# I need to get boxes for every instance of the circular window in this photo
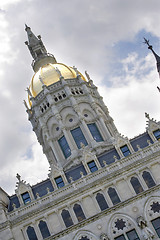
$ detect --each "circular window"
[84,114,88,117]
[69,118,73,122]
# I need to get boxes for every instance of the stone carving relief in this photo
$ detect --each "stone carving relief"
[137,216,154,240]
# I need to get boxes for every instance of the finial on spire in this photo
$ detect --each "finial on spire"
[25,25,57,72]
[143,37,160,75]
[143,38,152,49]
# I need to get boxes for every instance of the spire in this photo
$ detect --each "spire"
[25,25,57,72]
[144,38,160,74]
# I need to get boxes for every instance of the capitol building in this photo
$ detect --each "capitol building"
[0,26,160,240]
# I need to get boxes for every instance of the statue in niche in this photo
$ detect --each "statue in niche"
[137,216,154,240]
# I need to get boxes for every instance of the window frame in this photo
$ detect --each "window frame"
[120,145,131,157]
[153,129,160,140]
[96,192,109,211]
[71,127,88,149]
[108,187,121,205]
[38,220,51,239]
[58,135,71,158]
[142,171,156,188]
[55,176,65,188]
[130,176,144,194]
[87,123,103,142]
[87,160,98,173]
[21,192,31,204]
[151,217,160,237]
[61,209,74,228]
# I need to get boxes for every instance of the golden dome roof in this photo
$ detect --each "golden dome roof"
[30,63,86,98]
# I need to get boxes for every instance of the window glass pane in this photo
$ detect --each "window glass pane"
[26,226,38,240]
[108,187,121,205]
[73,204,86,222]
[71,127,88,149]
[88,161,98,173]
[22,192,31,204]
[96,193,109,211]
[38,220,50,239]
[153,129,160,140]
[120,145,130,157]
[142,171,156,188]
[55,176,64,188]
[58,136,71,158]
[114,234,126,240]
[87,123,103,142]
[61,209,73,228]
[152,217,160,237]
[130,177,144,194]
[126,229,140,240]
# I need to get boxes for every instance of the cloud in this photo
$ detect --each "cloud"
[0,0,160,195]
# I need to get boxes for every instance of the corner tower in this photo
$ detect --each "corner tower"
[24,26,119,173]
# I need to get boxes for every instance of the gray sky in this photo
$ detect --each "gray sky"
[1,0,160,195]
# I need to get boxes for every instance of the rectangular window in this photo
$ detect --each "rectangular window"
[126,229,140,240]
[153,129,160,140]
[151,217,160,237]
[71,127,88,149]
[120,145,131,157]
[115,235,126,240]
[21,192,31,204]
[58,136,71,158]
[55,176,65,188]
[87,123,103,142]
[88,160,98,173]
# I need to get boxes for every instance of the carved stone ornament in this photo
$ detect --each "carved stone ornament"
[100,233,110,240]
[137,216,154,240]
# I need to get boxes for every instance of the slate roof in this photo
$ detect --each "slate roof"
[8,131,153,212]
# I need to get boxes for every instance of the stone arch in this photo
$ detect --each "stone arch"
[143,196,160,222]
[82,108,95,122]
[73,230,99,240]
[107,213,141,239]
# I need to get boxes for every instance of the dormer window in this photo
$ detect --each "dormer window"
[120,145,130,157]
[153,129,160,140]
[21,192,31,204]
[87,161,98,173]
[55,176,64,188]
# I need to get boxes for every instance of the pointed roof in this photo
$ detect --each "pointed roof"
[25,25,57,72]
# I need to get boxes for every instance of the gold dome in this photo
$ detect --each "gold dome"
[30,63,86,98]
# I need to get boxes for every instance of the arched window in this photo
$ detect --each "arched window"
[130,177,144,194]
[61,209,73,228]
[108,187,121,205]
[87,123,103,142]
[96,193,109,211]
[142,171,156,188]
[73,204,86,222]
[26,226,38,240]
[58,135,71,158]
[71,127,88,149]
[38,220,50,239]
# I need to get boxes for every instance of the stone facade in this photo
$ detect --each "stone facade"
[0,27,160,240]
